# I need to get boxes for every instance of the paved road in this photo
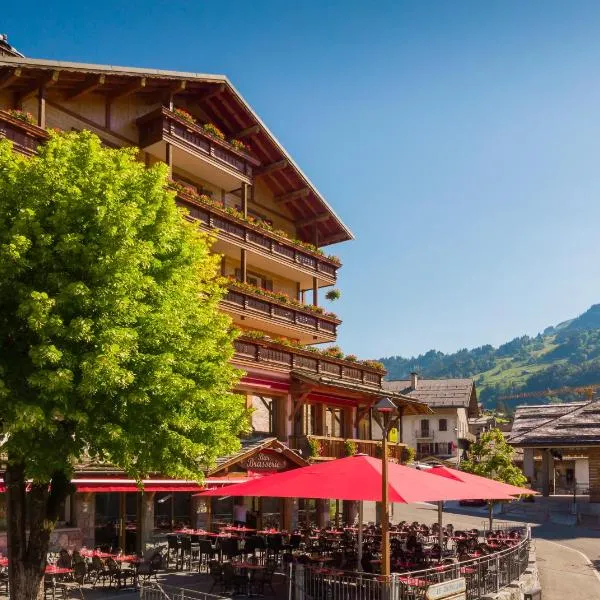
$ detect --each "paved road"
[388,502,600,600]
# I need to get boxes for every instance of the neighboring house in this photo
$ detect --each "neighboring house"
[508,401,600,497]
[468,414,499,440]
[383,373,478,464]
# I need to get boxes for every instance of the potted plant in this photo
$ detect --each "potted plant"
[5,109,36,125]
[307,437,321,458]
[202,122,225,140]
[325,289,341,301]
[173,107,196,125]
[344,440,357,457]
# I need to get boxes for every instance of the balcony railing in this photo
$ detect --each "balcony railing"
[176,190,340,282]
[137,107,260,180]
[223,285,339,340]
[0,111,49,156]
[289,435,406,463]
[234,336,384,386]
[415,429,435,440]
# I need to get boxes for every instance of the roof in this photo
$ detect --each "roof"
[0,56,352,246]
[383,378,478,415]
[508,401,600,446]
[292,371,431,415]
[209,436,307,475]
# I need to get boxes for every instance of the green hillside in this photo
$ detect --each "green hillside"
[380,304,600,412]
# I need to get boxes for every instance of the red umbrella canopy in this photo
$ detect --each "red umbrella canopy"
[197,455,514,502]
[425,466,536,496]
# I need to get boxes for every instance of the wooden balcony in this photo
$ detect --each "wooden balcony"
[289,435,406,463]
[176,189,339,286]
[0,111,48,156]
[234,335,384,386]
[223,285,339,344]
[137,107,260,185]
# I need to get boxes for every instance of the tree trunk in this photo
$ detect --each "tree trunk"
[488,501,494,532]
[4,465,71,600]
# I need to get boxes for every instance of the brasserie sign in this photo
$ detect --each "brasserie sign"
[241,450,289,472]
[425,578,466,600]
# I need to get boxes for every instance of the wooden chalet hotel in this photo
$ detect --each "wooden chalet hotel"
[0,36,429,553]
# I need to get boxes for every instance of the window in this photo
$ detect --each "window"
[420,419,430,437]
[439,418,447,432]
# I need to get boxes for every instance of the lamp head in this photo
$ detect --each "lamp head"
[375,397,396,414]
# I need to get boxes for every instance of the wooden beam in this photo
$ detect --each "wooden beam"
[67,74,106,100]
[255,159,289,177]
[319,232,349,246]
[0,68,21,90]
[19,70,60,102]
[274,188,310,203]
[288,390,311,421]
[297,212,330,227]
[110,77,146,101]
[235,124,260,139]
[198,83,225,102]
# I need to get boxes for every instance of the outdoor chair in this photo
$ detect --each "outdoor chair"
[56,560,87,600]
[106,557,135,589]
[199,539,217,569]
[208,560,225,593]
[253,560,277,595]
[91,555,111,588]
[220,538,241,561]
[57,549,72,570]
[137,550,164,584]
[167,534,182,570]
[222,562,246,596]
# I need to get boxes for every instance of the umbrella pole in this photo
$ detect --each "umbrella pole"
[437,501,443,560]
[357,500,363,571]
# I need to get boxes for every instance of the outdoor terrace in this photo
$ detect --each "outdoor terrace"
[0,110,48,155]
[289,434,406,462]
[233,335,384,387]
[177,189,340,287]
[137,107,261,188]
[223,284,339,344]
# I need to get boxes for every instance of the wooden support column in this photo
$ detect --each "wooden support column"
[220,256,226,276]
[165,142,173,178]
[240,249,247,283]
[541,449,552,497]
[314,404,326,435]
[37,86,46,128]
[312,277,318,307]
[119,493,127,551]
[589,448,600,503]
[241,182,249,218]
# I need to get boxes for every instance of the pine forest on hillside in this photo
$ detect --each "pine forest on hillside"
[380,304,600,413]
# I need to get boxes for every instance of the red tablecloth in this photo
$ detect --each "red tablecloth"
[45,566,73,575]
[80,550,113,558]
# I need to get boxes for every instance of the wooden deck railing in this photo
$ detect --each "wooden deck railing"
[0,111,49,156]
[176,190,340,282]
[223,285,339,339]
[137,107,260,179]
[289,435,406,463]
[233,336,384,386]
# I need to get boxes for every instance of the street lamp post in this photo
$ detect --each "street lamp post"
[375,397,397,579]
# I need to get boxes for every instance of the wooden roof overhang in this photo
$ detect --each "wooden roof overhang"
[0,57,352,247]
[291,371,432,415]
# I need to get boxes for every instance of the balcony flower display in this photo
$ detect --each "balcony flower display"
[230,139,247,152]
[173,107,196,125]
[4,109,36,125]
[226,278,339,320]
[202,122,225,140]
[239,330,387,372]
[170,181,342,265]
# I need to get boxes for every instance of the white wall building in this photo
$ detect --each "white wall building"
[382,373,478,464]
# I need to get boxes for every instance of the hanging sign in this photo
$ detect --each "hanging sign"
[425,578,466,600]
[240,449,289,472]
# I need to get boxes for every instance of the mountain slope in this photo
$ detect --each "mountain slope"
[380,305,600,412]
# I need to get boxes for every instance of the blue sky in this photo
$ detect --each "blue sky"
[4,2,600,359]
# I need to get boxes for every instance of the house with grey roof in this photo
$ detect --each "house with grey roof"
[382,373,478,464]
[508,401,600,497]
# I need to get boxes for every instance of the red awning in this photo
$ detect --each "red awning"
[73,476,259,493]
[196,455,514,502]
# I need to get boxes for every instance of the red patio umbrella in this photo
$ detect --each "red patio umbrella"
[425,466,535,497]
[197,455,514,569]
[197,455,514,502]
[425,466,536,530]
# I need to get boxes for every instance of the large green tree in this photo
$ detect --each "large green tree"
[0,131,247,599]
[461,428,527,529]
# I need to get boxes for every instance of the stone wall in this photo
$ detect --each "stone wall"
[0,528,83,554]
